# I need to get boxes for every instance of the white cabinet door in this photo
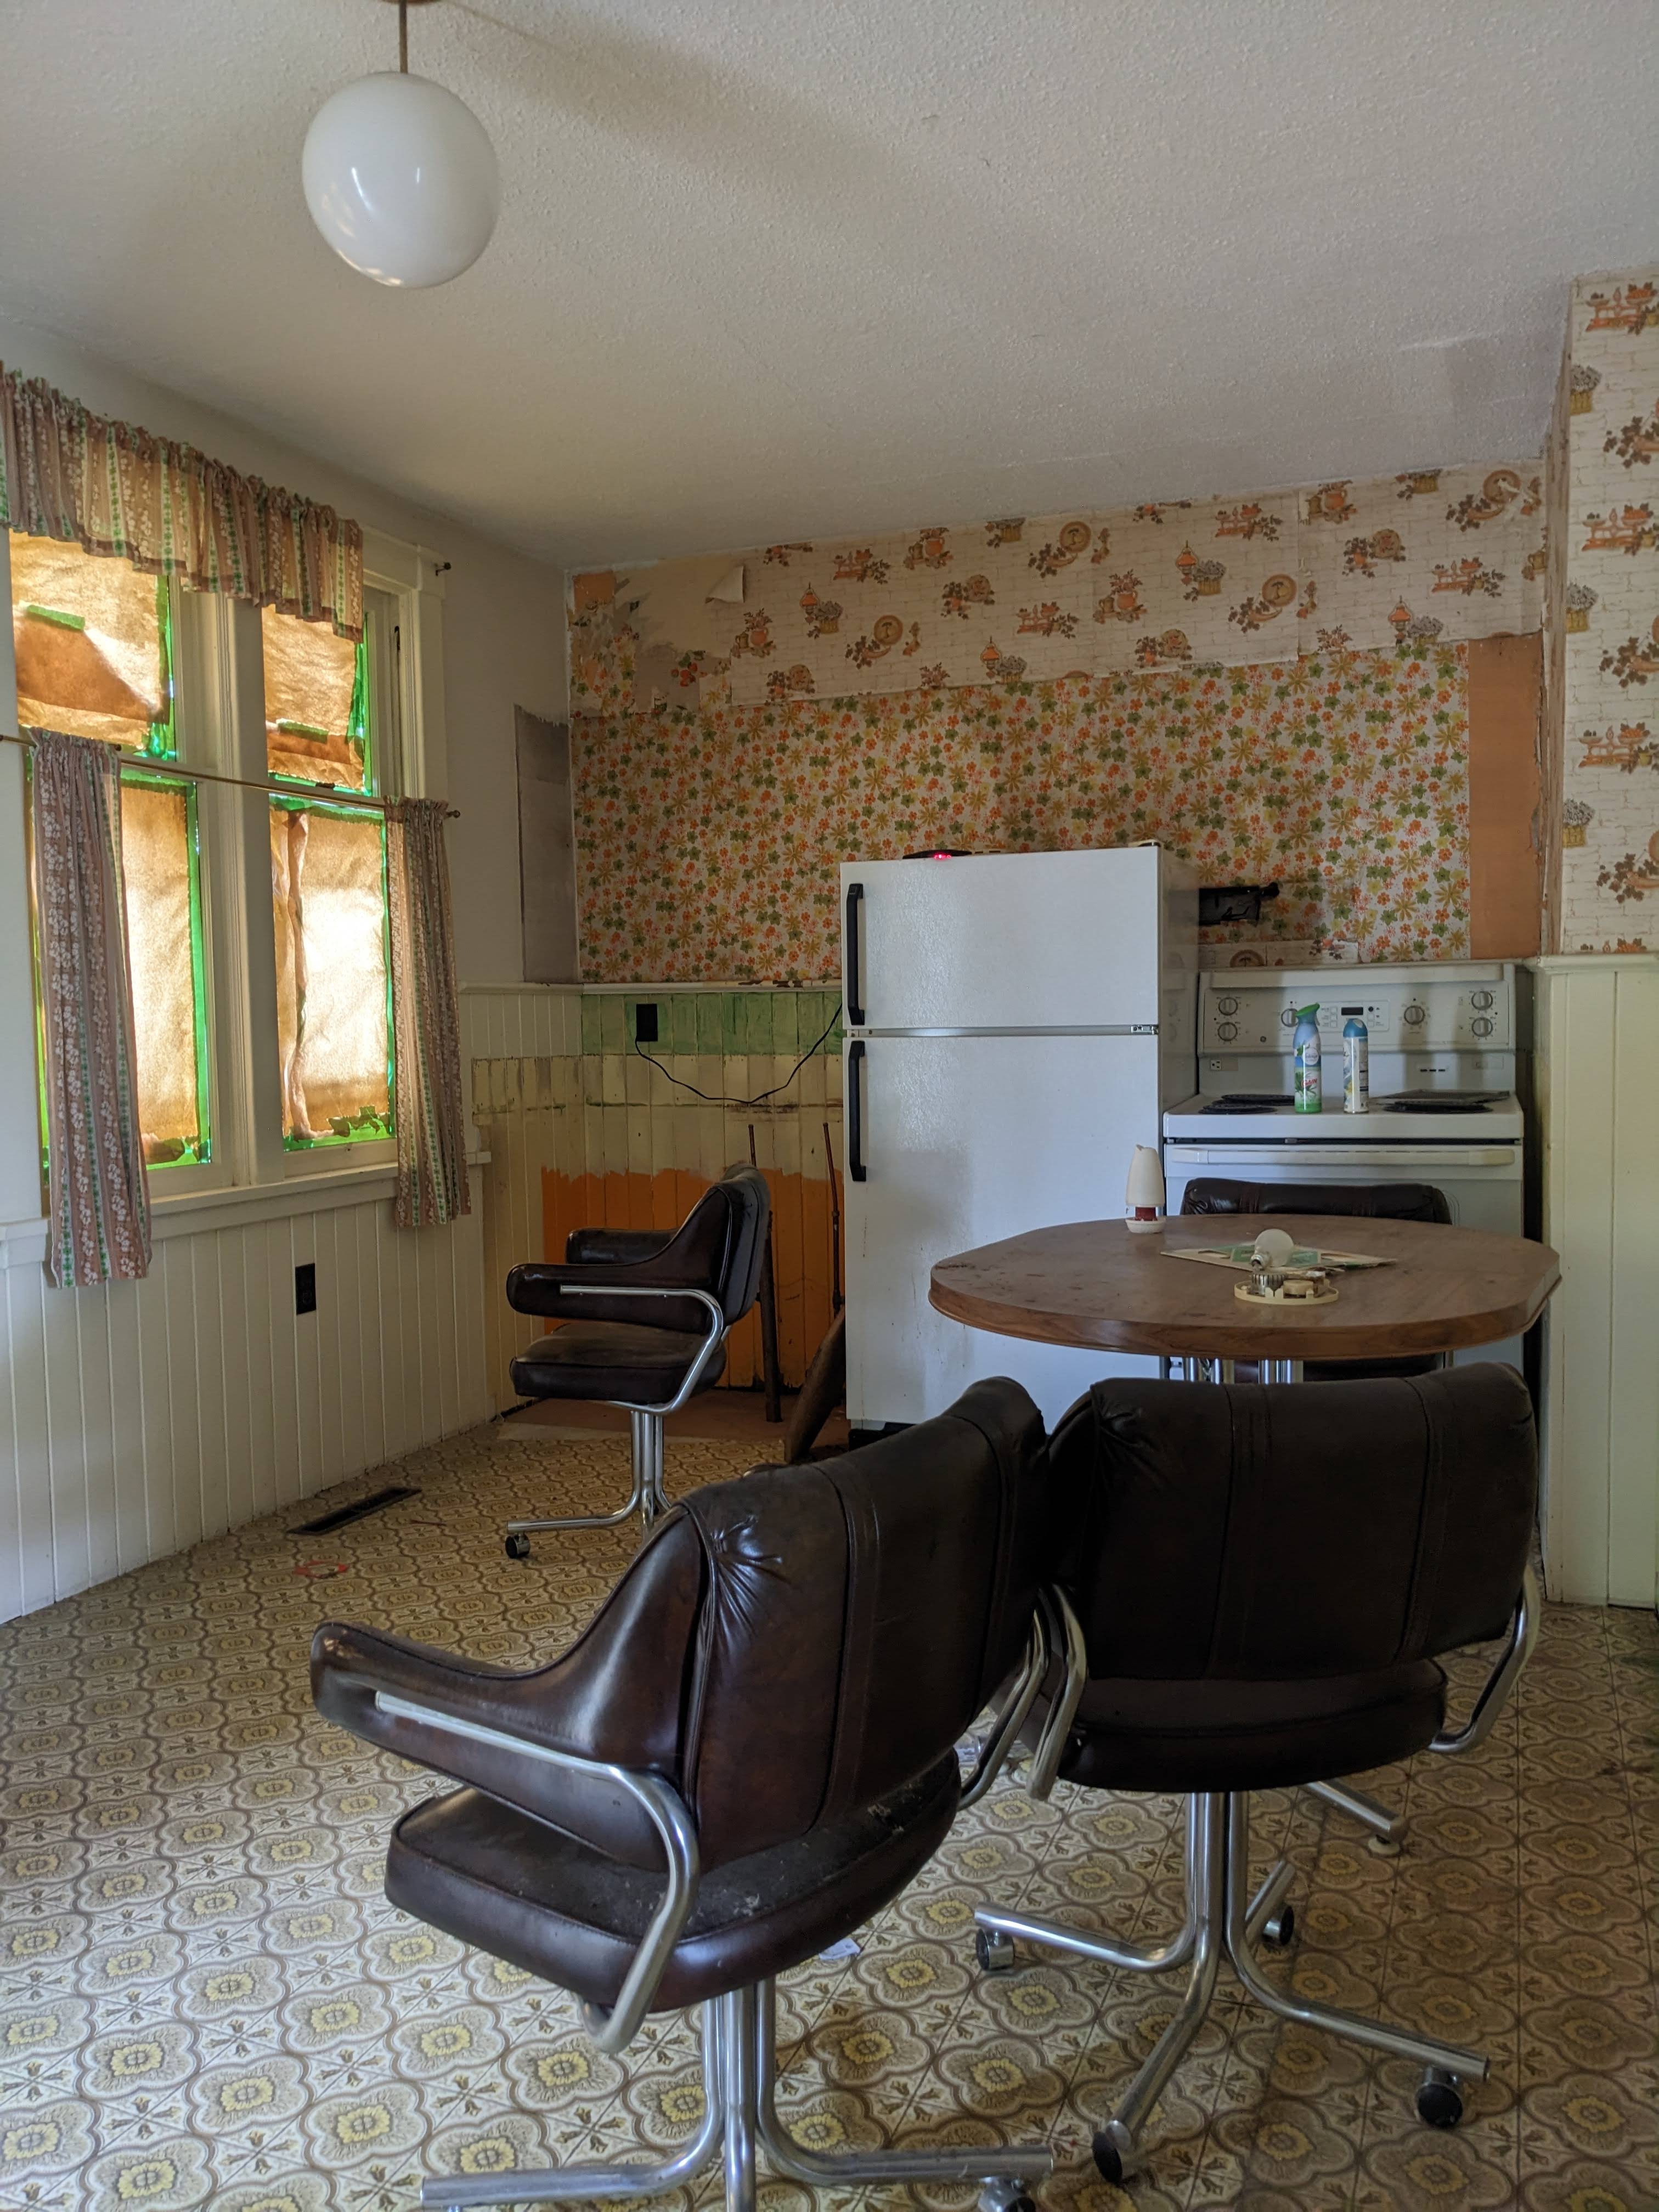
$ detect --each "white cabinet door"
[842,848,1164,1032]
[843,1032,1160,1428]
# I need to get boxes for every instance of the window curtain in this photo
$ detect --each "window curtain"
[387,798,470,1228]
[1,363,363,640]
[27,727,153,1286]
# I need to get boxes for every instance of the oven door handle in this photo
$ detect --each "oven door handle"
[1164,1145,1519,1169]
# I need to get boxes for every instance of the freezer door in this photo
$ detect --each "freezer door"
[843,847,1167,1032]
[844,1032,1161,1429]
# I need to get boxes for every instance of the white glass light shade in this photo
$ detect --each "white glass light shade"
[303,71,498,288]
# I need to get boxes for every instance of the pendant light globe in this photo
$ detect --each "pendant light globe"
[303,66,498,289]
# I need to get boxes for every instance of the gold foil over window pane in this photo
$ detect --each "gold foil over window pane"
[120,780,204,1164]
[11,533,167,749]
[272,806,391,1142]
[263,605,365,789]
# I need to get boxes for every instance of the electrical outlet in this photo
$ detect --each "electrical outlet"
[295,1262,317,1315]
[635,1001,659,1043]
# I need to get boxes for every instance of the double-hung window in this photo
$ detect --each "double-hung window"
[263,597,397,1152]
[10,532,211,1172]
[9,532,417,1205]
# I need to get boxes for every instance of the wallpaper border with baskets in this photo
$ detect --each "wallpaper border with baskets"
[1551,269,1659,953]
[571,460,1541,719]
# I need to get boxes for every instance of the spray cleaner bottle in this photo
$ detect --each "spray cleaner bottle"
[1293,1004,1321,1114]
[1342,1007,1370,1114]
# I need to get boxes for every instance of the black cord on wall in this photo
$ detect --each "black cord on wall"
[631,1001,843,1107]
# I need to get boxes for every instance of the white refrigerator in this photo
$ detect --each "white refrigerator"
[841,846,1198,1430]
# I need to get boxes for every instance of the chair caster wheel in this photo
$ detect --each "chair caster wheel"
[504,1533,531,1561]
[975,1927,1015,1974]
[1092,2130,1126,2184]
[1367,1833,1404,1858]
[976,2192,1037,2212]
[1262,1903,1296,1949]
[1416,2067,1464,2129]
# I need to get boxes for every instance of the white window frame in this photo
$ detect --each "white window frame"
[1,524,449,1239]
[257,583,400,1181]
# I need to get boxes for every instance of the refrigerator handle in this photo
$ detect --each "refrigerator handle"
[844,881,865,1026]
[847,1040,867,1182]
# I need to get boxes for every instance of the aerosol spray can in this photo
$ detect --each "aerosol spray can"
[1342,1009,1370,1114]
[1293,1005,1321,1114]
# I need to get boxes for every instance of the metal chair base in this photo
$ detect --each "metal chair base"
[974,1790,1485,2183]
[419,1976,1052,2212]
[1304,1774,1407,1854]
[506,1409,667,1553]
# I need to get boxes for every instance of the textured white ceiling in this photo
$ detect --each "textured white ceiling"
[0,1,1652,567]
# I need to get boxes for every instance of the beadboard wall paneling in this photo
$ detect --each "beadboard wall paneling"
[1532,954,1659,1607]
[471,1054,566,1415]
[458,983,583,1062]
[458,986,583,1409]
[0,1189,488,1625]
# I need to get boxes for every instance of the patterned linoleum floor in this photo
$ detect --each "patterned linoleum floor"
[2,1423,1656,2212]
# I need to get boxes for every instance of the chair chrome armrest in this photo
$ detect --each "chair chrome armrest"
[551,1283,729,1415]
[372,1690,699,2054]
[1428,1562,1541,1758]
[1023,1587,1087,1802]
[959,1616,1046,1809]
[958,1586,1087,1809]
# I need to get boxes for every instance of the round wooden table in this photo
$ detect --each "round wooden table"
[929,1214,1561,1379]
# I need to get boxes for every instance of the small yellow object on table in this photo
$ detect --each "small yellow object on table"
[1234,1269,1339,1307]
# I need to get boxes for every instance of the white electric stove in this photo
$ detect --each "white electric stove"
[1163,961,1526,1367]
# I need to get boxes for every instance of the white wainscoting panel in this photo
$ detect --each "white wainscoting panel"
[457,987,584,1413]
[1531,955,1659,1609]
[459,984,583,1062]
[0,1187,488,1624]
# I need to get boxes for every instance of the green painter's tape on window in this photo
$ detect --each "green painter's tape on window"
[21,603,86,630]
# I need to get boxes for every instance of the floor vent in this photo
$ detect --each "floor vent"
[289,1486,420,1536]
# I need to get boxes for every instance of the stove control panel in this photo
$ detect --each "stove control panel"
[1202,966,1513,1052]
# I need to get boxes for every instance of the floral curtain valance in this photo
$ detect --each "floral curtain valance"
[1,363,363,640]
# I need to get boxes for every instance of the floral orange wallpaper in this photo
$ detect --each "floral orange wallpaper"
[570,644,1473,980]
[1550,270,1659,951]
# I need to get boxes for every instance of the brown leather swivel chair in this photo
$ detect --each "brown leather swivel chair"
[972,1365,1539,2187]
[1180,1177,1463,1855]
[502,1164,771,1555]
[313,1379,1062,2212]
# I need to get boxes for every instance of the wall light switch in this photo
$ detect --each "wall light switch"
[295,1262,318,1316]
